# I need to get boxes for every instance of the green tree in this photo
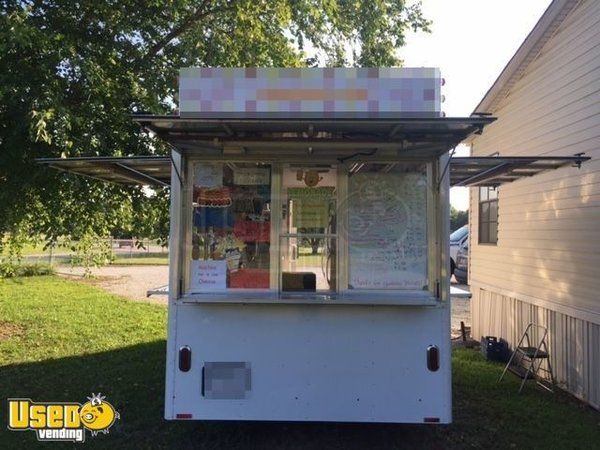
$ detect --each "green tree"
[0,0,430,253]
[450,206,468,232]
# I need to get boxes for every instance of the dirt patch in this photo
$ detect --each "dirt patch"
[0,321,25,341]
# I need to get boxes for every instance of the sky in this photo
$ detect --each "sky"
[401,0,553,210]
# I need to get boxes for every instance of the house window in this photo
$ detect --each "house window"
[479,187,498,244]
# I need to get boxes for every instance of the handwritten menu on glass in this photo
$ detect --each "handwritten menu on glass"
[348,173,427,290]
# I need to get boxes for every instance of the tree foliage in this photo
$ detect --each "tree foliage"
[450,206,468,232]
[0,0,430,252]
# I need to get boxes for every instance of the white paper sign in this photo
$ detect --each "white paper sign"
[194,163,223,187]
[234,168,270,185]
[190,260,227,291]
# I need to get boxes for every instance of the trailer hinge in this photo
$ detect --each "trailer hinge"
[436,281,440,299]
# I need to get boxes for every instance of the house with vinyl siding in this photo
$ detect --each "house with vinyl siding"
[467,0,600,409]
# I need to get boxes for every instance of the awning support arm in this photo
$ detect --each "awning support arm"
[111,162,169,187]
[337,148,378,163]
[453,161,521,187]
[437,146,456,189]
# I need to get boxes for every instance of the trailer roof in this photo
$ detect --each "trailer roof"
[132,115,494,158]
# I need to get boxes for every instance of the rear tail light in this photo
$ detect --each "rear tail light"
[179,345,192,372]
[427,345,439,371]
[424,417,440,423]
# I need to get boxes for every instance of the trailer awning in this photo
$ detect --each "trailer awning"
[449,155,590,187]
[37,115,589,187]
[38,154,589,188]
[39,155,171,186]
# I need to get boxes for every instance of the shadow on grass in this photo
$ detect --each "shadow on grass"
[1,344,598,449]
[0,341,453,450]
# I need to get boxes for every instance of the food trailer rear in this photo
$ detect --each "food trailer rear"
[40,67,586,424]
[45,67,494,424]
[155,67,484,424]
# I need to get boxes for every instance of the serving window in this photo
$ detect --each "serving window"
[185,160,433,301]
[189,162,272,292]
[280,165,337,293]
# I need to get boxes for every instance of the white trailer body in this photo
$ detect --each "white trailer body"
[155,68,494,424]
[165,150,453,423]
[168,304,450,422]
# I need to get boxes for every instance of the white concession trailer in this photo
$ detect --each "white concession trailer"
[153,67,488,424]
[41,67,586,424]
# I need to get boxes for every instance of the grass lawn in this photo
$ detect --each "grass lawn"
[0,242,47,257]
[0,277,598,449]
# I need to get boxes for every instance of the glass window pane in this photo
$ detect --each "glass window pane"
[280,236,336,292]
[282,166,337,236]
[479,186,488,201]
[489,222,498,243]
[479,221,489,243]
[480,202,490,223]
[488,187,498,200]
[489,200,498,222]
[347,164,428,290]
[190,163,272,292]
[280,165,338,294]
[450,225,468,242]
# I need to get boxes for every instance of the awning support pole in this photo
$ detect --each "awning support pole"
[170,152,183,186]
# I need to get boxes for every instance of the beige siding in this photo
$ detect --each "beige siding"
[469,0,600,408]
[473,289,600,409]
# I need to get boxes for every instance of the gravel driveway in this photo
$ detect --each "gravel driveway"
[451,289,471,339]
[57,265,169,304]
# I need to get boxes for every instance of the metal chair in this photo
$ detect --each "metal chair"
[499,323,554,393]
